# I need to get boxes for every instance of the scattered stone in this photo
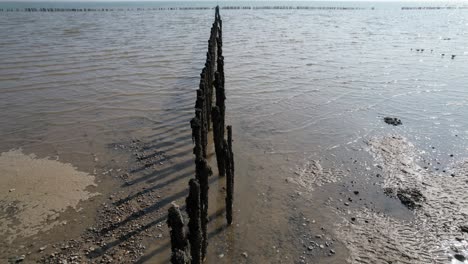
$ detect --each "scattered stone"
[9,255,25,263]
[460,225,468,233]
[384,117,402,126]
[395,188,425,210]
[241,252,248,258]
[454,254,466,262]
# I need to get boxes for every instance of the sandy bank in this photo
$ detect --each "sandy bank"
[0,149,99,245]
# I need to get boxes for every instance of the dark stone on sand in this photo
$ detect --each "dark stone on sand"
[353,191,359,195]
[384,117,402,126]
[454,254,466,262]
[460,225,468,233]
[396,188,425,210]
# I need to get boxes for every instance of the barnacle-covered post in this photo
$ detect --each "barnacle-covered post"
[167,204,190,264]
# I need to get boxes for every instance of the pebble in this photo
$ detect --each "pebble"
[454,254,466,262]
[460,225,468,233]
[18,255,26,261]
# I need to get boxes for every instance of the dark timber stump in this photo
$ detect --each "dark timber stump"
[186,179,202,264]
[167,204,190,264]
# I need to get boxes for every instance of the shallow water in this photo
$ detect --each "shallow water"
[1,2,468,263]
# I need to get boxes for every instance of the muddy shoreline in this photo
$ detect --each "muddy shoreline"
[2,128,468,264]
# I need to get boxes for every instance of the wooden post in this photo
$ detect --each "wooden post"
[225,126,234,225]
[227,125,234,174]
[211,106,225,176]
[167,204,190,264]
[186,179,202,264]
[195,158,212,260]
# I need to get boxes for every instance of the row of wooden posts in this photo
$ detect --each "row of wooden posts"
[0,6,376,12]
[167,6,235,264]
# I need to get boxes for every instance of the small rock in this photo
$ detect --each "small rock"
[241,252,248,258]
[218,253,224,258]
[353,191,359,195]
[330,249,336,255]
[351,217,356,222]
[315,235,322,239]
[10,255,25,263]
[39,246,47,252]
[384,117,402,126]
[307,246,313,251]
[9,188,15,192]
[454,254,465,262]
[460,225,468,233]
[344,202,349,206]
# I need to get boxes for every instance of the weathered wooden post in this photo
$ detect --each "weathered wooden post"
[227,125,234,174]
[190,115,202,159]
[211,105,225,176]
[186,179,202,264]
[224,127,234,225]
[195,158,212,260]
[167,204,190,264]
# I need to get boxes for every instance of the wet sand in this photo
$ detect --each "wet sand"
[0,149,98,262]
